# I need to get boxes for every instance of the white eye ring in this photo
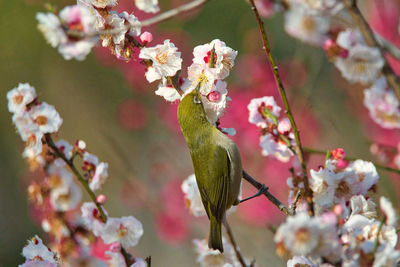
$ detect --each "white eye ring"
[193,96,201,104]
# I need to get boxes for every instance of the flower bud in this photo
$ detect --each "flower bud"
[140,32,153,45]
[97,194,107,204]
[207,91,220,102]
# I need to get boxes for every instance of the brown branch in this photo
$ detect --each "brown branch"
[242,170,294,216]
[246,0,314,215]
[342,0,400,100]
[141,0,212,27]
[44,134,133,266]
[224,221,248,267]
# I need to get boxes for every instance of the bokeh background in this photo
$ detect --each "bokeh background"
[1,0,400,266]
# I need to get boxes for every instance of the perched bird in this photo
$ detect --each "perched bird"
[177,87,242,252]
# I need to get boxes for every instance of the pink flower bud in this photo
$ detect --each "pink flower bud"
[331,148,346,160]
[140,32,153,45]
[336,159,348,169]
[333,204,343,216]
[323,39,335,51]
[207,91,220,102]
[277,118,291,134]
[96,194,107,204]
[109,242,121,252]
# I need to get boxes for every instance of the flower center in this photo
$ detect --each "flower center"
[117,224,129,237]
[13,94,24,105]
[295,227,311,244]
[302,16,316,32]
[26,135,37,147]
[156,52,168,64]
[35,115,48,126]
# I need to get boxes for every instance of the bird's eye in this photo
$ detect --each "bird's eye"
[193,96,201,104]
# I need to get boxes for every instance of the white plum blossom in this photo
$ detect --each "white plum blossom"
[81,0,118,8]
[7,83,37,114]
[105,251,126,267]
[89,162,109,191]
[336,29,365,50]
[192,39,238,80]
[201,80,229,124]
[334,45,384,84]
[139,40,182,83]
[155,77,181,102]
[310,159,379,213]
[364,77,400,129]
[291,0,343,14]
[181,174,207,217]
[260,133,294,162]
[81,202,107,236]
[287,255,317,267]
[55,140,74,160]
[12,114,43,156]
[373,244,400,267]
[48,162,82,211]
[102,12,127,47]
[275,212,341,259]
[187,63,217,95]
[29,103,63,134]
[36,13,67,48]
[284,4,330,45]
[248,96,281,128]
[37,5,99,60]
[135,0,160,13]
[100,216,144,247]
[349,195,377,220]
[83,151,99,167]
[119,11,142,37]
[21,236,57,265]
[345,160,379,196]
[193,238,243,267]
[380,197,398,227]
[310,167,342,212]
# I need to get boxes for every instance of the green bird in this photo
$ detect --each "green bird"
[177,87,242,252]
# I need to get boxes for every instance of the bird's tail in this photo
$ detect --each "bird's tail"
[208,214,223,252]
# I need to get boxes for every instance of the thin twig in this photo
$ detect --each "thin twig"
[44,134,133,266]
[224,220,248,267]
[141,0,212,27]
[375,33,400,61]
[246,0,314,215]
[242,170,293,216]
[303,147,400,175]
[342,0,400,100]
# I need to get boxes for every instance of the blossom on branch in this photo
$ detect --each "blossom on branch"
[36,5,98,60]
[100,216,144,248]
[135,0,160,13]
[364,77,400,129]
[139,39,182,83]
[20,235,58,266]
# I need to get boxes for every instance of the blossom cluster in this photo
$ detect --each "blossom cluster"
[256,0,400,130]
[8,84,144,266]
[277,149,400,266]
[36,0,159,60]
[140,38,238,128]
[247,96,295,162]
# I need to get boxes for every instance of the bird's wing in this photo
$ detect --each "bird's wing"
[196,145,230,222]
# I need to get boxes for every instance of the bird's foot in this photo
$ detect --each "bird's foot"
[239,184,269,204]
